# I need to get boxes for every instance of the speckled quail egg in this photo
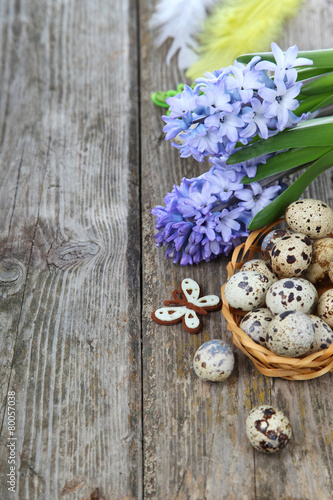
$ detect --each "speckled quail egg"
[329,262,333,283]
[307,315,333,353]
[224,271,270,311]
[193,340,234,382]
[266,278,318,315]
[304,238,333,284]
[261,229,294,262]
[317,289,333,328]
[270,233,312,278]
[241,259,278,288]
[266,311,315,357]
[246,405,292,454]
[240,308,274,347]
[286,199,333,239]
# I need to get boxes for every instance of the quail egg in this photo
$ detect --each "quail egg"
[246,405,292,454]
[307,314,333,353]
[270,233,312,278]
[240,308,274,347]
[317,289,333,328]
[241,259,278,287]
[329,262,333,283]
[224,271,270,311]
[193,340,234,382]
[266,311,315,357]
[261,229,294,262]
[304,238,333,284]
[285,199,333,239]
[266,278,318,315]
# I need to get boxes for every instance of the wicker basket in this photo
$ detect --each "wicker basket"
[221,219,333,380]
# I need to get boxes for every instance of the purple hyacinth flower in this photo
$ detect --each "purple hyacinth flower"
[235,182,281,216]
[177,182,217,218]
[215,207,244,242]
[195,67,229,85]
[193,214,217,241]
[162,112,192,140]
[189,124,221,154]
[166,84,199,118]
[196,79,233,114]
[205,105,244,143]
[256,43,313,82]
[240,98,272,140]
[205,169,244,202]
[259,78,302,130]
[225,66,264,103]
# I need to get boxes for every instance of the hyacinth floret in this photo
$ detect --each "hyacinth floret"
[162,43,307,162]
[235,181,282,216]
[255,43,313,85]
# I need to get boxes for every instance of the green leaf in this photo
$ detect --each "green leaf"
[301,72,333,96]
[310,93,333,113]
[297,67,333,81]
[294,93,333,116]
[295,115,333,128]
[247,149,333,230]
[236,48,333,68]
[241,146,332,183]
[227,118,333,164]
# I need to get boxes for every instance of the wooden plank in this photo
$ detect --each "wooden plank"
[141,0,333,498]
[253,1,333,498]
[140,0,257,494]
[0,1,142,499]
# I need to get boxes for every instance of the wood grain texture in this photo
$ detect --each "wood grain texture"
[0,1,142,499]
[141,0,333,499]
[1,0,333,499]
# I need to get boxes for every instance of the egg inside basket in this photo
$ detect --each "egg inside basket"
[221,220,333,380]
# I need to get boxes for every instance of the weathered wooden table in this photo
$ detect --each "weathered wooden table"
[0,0,333,498]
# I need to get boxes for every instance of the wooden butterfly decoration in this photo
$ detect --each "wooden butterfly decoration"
[151,278,222,333]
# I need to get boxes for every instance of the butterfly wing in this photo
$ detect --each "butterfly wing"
[183,310,201,333]
[195,294,222,311]
[151,306,186,325]
[181,278,201,303]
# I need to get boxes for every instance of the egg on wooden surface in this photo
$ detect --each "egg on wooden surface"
[193,340,234,382]
[266,278,318,315]
[285,199,333,239]
[224,271,270,311]
[246,405,292,454]
[240,308,274,347]
[270,233,312,278]
[266,311,315,357]
[307,314,333,353]
[241,259,278,288]
[317,289,333,328]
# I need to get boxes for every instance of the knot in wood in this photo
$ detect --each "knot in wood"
[0,258,26,298]
[47,240,100,270]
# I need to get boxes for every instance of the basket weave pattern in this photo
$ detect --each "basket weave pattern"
[221,219,333,380]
